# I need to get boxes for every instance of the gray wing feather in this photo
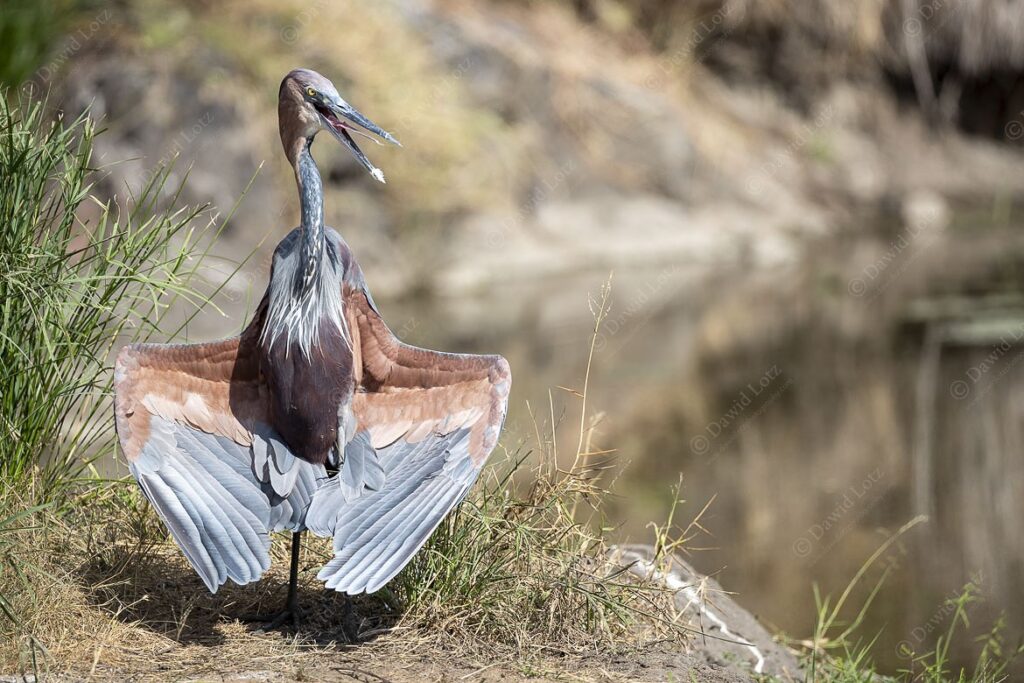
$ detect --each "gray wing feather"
[163,447,263,582]
[364,484,468,593]
[307,431,386,535]
[268,458,324,532]
[311,428,479,595]
[136,472,221,591]
[330,446,447,551]
[175,461,255,583]
[330,478,466,593]
[338,431,385,501]
[305,477,345,537]
[130,415,325,593]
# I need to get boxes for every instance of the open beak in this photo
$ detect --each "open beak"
[317,99,400,183]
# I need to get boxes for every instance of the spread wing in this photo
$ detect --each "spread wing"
[114,326,325,593]
[307,284,511,594]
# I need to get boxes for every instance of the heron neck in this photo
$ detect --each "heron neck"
[295,139,325,280]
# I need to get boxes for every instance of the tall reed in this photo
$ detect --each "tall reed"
[0,95,233,495]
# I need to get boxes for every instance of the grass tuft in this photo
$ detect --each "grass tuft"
[391,277,682,655]
[0,91,243,671]
[0,94,228,492]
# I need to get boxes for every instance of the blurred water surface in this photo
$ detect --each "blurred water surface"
[371,229,1024,676]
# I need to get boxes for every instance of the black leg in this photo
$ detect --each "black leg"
[341,593,359,643]
[285,529,301,612]
[241,531,304,630]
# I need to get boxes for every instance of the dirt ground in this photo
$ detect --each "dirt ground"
[0,637,779,682]
[1,544,800,682]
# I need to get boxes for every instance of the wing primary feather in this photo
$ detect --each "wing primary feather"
[172,429,273,575]
[160,458,246,584]
[151,464,229,586]
[171,442,268,578]
[135,470,220,592]
[323,477,451,590]
[170,457,257,583]
[327,478,460,593]
[329,454,443,551]
[364,483,472,593]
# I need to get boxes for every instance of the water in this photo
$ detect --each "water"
[373,251,1024,676]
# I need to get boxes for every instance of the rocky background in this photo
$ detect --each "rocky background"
[19,0,1024,301]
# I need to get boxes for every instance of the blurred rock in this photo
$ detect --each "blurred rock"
[902,189,950,234]
[42,0,1024,311]
[63,51,280,243]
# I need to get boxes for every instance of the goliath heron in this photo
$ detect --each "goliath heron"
[114,69,511,627]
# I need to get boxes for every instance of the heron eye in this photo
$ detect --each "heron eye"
[306,87,316,98]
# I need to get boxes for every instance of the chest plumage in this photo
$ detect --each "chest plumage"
[260,322,352,464]
[259,228,355,464]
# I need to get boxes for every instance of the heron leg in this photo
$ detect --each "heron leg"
[285,529,301,612]
[340,593,359,643]
[242,531,304,630]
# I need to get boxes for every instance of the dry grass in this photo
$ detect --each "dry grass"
[2,448,688,679]
[0,279,690,680]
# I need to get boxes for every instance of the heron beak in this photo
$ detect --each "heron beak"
[318,100,400,184]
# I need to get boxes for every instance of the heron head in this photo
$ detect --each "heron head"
[279,68,400,183]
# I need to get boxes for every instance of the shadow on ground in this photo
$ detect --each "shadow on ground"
[77,543,400,648]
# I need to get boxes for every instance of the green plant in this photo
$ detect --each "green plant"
[392,279,685,656]
[798,517,1023,682]
[0,95,245,495]
[0,0,73,87]
[0,93,252,673]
